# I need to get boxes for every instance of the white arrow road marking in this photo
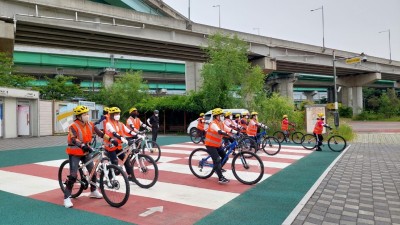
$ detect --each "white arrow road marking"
[139,206,164,217]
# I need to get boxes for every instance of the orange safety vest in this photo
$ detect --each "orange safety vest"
[204,120,223,147]
[66,121,94,156]
[313,120,323,134]
[246,119,258,137]
[105,120,125,151]
[126,117,141,130]
[240,118,248,131]
[281,118,289,131]
[197,118,205,131]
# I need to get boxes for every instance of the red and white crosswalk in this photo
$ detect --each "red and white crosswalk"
[0,142,312,225]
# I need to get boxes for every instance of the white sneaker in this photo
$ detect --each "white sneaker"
[64,197,73,208]
[89,190,103,199]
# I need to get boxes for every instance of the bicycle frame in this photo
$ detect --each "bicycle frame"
[78,148,114,188]
[201,141,238,168]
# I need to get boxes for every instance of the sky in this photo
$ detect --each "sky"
[163,0,400,61]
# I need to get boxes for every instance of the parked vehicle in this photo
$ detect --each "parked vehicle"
[186,109,249,134]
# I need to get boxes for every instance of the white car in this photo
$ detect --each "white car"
[187,108,249,134]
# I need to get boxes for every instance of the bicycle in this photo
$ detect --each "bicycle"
[273,123,304,144]
[133,130,161,162]
[242,128,281,156]
[58,146,130,208]
[189,128,205,144]
[117,139,159,189]
[301,127,347,152]
[188,135,264,185]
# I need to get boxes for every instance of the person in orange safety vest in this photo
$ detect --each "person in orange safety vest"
[204,108,237,184]
[64,105,116,208]
[313,113,331,151]
[105,107,138,182]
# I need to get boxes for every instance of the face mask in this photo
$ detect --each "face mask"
[82,114,90,122]
[114,115,120,121]
[229,116,233,120]
[155,114,158,117]
[219,115,224,120]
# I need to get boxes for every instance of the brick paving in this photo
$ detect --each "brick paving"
[291,142,400,225]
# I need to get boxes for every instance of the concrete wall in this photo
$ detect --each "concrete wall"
[185,62,203,92]
[0,21,14,54]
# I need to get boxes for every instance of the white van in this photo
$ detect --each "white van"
[187,109,249,134]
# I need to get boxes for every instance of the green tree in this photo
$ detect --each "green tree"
[199,33,266,109]
[97,71,149,115]
[39,75,82,100]
[0,52,35,88]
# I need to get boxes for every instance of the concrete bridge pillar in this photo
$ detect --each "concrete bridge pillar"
[337,72,381,115]
[0,21,15,54]
[251,57,277,74]
[340,87,353,107]
[185,62,203,92]
[303,91,315,102]
[266,74,297,100]
[100,68,117,88]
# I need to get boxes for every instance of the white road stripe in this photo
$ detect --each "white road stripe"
[35,159,66,168]
[130,181,239,209]
[157,162,270,181]
[0,170,59,196]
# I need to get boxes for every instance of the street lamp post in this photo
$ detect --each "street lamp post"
[379,29,392,62]
[213,5,221,28]
[188,0,191,21]
[311,6,325,50]
[332,50,339,128]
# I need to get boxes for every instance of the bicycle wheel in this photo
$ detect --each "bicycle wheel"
[273,131,285,143]
[328,135,347,152]
[301,134,317,150]
[188,148,214,179]
[261,137,281,156]
[237,137,257,154]
[100,164,130,208]
[142,141,161,162]
[291,132,304,144]
[231,151,264,185]
[58,160,84,198]
[131,154,158,189]
[190,128,202,144]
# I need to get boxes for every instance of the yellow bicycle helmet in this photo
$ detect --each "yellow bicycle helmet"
[109,107,121,114]
[224,111,232,117]
[200,113,205,116]
[212,108,223,115]
[283,115,288,119]
[129,107,137,114]
[251,111,258,116]
[242,112,248,116]
[317,113,324,118]
[235,114,240,118]
[73,105,89,115]
[103,107,109,112]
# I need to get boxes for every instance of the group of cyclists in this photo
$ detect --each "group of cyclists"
[196,108,331,184]
[63,105,331,208]
[63,105,153,208]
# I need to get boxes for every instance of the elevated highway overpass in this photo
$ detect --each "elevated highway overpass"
[1,0,400,114]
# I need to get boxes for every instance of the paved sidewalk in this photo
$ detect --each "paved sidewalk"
[291,142,400,225]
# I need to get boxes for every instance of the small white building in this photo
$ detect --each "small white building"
[0,87,40,138]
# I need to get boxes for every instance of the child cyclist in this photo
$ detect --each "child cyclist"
[64,105,117,208]
[281,115,293,143]
[204,108,237,183]
[313,113,331,151]
[105,107,138,181]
